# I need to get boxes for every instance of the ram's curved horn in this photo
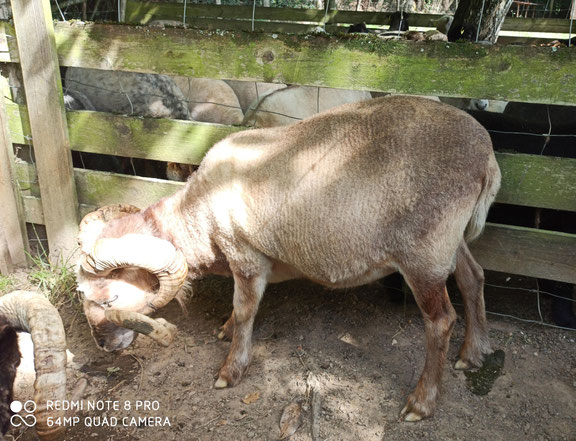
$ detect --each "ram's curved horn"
[105,310,177,346]
[81,234,188,314]
[0,291,67,441]
[78,204,141,254]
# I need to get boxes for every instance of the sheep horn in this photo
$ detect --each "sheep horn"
[81,234,188,314]
[104,310,177,347]
[0,291,67,441]
[78,204,141,254]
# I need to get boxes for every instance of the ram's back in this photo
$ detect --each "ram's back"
[199,96,496,283]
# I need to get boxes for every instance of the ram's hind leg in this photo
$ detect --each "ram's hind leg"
[453,241,492,369]
[400,273,457,421]
[214,272,267,388]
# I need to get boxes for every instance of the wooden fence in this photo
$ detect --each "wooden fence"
[0,0,575,283]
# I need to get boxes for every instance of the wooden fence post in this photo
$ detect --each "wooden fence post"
[11,0,79,265]
[0,79,28,272]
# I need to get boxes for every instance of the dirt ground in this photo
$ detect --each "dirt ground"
[5,271,576,441]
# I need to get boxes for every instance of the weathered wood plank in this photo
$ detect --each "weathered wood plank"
[6,101,241,163]
[8,104,576,212]
[16,163,183,210]
[470,223,576,284]
[0,229,13,275]
[0,78,28,268]
[2,22,574,103]
[12,0,79,264]
[0,22,20,63]
[125,1,574,33]
[21,195,94,225]
[67,109,243,164]
[49,23,576,106]
[75,167,183,207]
[496,153,576,212]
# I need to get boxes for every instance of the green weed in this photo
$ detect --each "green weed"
[0,275,14,294]
[27,251,79,308]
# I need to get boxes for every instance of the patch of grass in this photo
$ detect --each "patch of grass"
[27,251,80,308]
[106,366,121,377]
[0,274,14,294]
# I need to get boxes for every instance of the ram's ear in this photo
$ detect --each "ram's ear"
[78,204,141,253]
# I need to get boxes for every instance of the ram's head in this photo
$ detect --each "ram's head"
[76,205,188,351]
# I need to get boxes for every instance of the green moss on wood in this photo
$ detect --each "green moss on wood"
[7,101,576,212]
[46,22,576,105]
[496,153,576,212]
[68,110,242,164]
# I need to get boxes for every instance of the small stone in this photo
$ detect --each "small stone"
[392,339,398,346]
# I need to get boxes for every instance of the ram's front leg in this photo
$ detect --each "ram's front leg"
[214,272,267,388]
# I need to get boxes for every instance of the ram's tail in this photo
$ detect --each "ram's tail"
[465,154,501,243]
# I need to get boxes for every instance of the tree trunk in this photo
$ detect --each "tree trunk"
[448,0,513,43]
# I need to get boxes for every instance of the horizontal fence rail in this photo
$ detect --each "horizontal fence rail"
[6,102,576,213]
[2,23,576,105]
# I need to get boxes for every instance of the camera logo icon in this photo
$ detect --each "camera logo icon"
[10,400,37,428]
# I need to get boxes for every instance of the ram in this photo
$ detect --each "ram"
[76,96,501,421]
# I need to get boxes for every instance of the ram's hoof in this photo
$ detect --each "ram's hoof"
[400,399,428,422]
[403,411,423,422]
[455,359,471,370]
[214,377,228,389]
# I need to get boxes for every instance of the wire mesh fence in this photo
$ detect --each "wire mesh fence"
[46,0,576,22]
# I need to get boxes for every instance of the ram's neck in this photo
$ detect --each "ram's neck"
[143,175,229,279]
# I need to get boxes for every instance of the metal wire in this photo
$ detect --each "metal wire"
[52,0,67,21]
[539,105,552,155]
[323,0,330,31]
[487,129,576,138]
[569,6,574,47]
[484,283,576,303]
[475,0,486,42]
[183,0,187,26]
[452,302,576,332]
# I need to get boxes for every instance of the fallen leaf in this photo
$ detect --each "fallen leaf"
[242,391,261,404]
[279,400,303,439]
